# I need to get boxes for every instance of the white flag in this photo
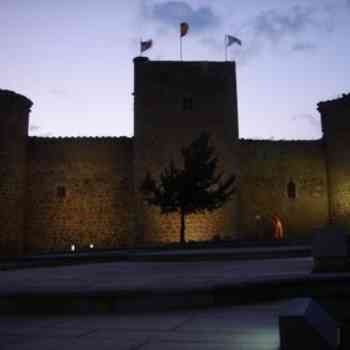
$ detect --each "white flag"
[141,39,153,53]
[226,35,242,47]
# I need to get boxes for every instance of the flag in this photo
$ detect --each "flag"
[226,34,242,47]
[180,22,189,37]
[141,39,153,53]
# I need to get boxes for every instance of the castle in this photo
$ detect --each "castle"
[1,56,349,256]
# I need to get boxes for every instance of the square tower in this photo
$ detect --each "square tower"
[133,57,239,244]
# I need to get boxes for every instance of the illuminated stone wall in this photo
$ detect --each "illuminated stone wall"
[133,57,239,244]
[0,90,32,256]
[237,140,329,239]
[24,137,134,253]
[3,60,350,256]
[319,94,350,229]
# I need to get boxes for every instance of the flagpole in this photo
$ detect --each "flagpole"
[225,35,227,61]
[180,35,183,61]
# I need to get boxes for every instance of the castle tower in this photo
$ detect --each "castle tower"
[133,57,239,244]
[0,90,32,256]
[318,94,350,229]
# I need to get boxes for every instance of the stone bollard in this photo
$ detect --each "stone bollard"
[312,228,347,272]
[279,298,338,350]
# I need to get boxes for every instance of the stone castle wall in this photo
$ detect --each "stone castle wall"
[21,135,332,251]
[24,136,134,252]
[2,60,350,256]
[318,94,350,229]
[0,90,32,256]
[133,58,239,244]
[237,139,329,238]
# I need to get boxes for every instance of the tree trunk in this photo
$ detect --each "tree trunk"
[180,210,186,244]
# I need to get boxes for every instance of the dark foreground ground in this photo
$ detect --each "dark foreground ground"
[1,302,282,350]
[1,244,350,349]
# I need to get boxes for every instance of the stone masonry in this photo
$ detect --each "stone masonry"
[0,58,349,256]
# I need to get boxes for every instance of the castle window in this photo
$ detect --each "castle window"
[287,181,296,199]
[183,97,193,111]
[57,186,66,199]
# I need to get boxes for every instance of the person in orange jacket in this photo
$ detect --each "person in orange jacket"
[272,214,284,240]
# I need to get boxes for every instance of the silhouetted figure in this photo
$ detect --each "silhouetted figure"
[272,214,284,240]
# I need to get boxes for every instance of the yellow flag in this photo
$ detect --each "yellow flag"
[180,22,189,37]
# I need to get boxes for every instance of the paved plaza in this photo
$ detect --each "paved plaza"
[0,256,313,295]
[1,301,282,349]
[1,251,350,349]
[0,255,313,349]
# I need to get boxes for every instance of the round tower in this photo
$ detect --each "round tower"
[0,90,32,256]
[318,93,350,229]
[133,57,239,244]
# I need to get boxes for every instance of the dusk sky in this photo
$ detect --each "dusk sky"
[1,0,350,139]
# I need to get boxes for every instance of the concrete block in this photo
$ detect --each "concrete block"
[313,229,347,258]
[279,298,338,350]
[313,229,348,271]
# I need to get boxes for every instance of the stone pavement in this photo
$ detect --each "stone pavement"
[2,253,350,349]
[0,257,313,295]
[0,301,282,349]
[0,257,317,314]
[4,255,350,315]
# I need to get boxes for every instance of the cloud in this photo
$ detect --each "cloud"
[200,36,222,51]
[252,5,317,43]
[292,42,317,52]
[231,4,335,64]
[148,1,218,32]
